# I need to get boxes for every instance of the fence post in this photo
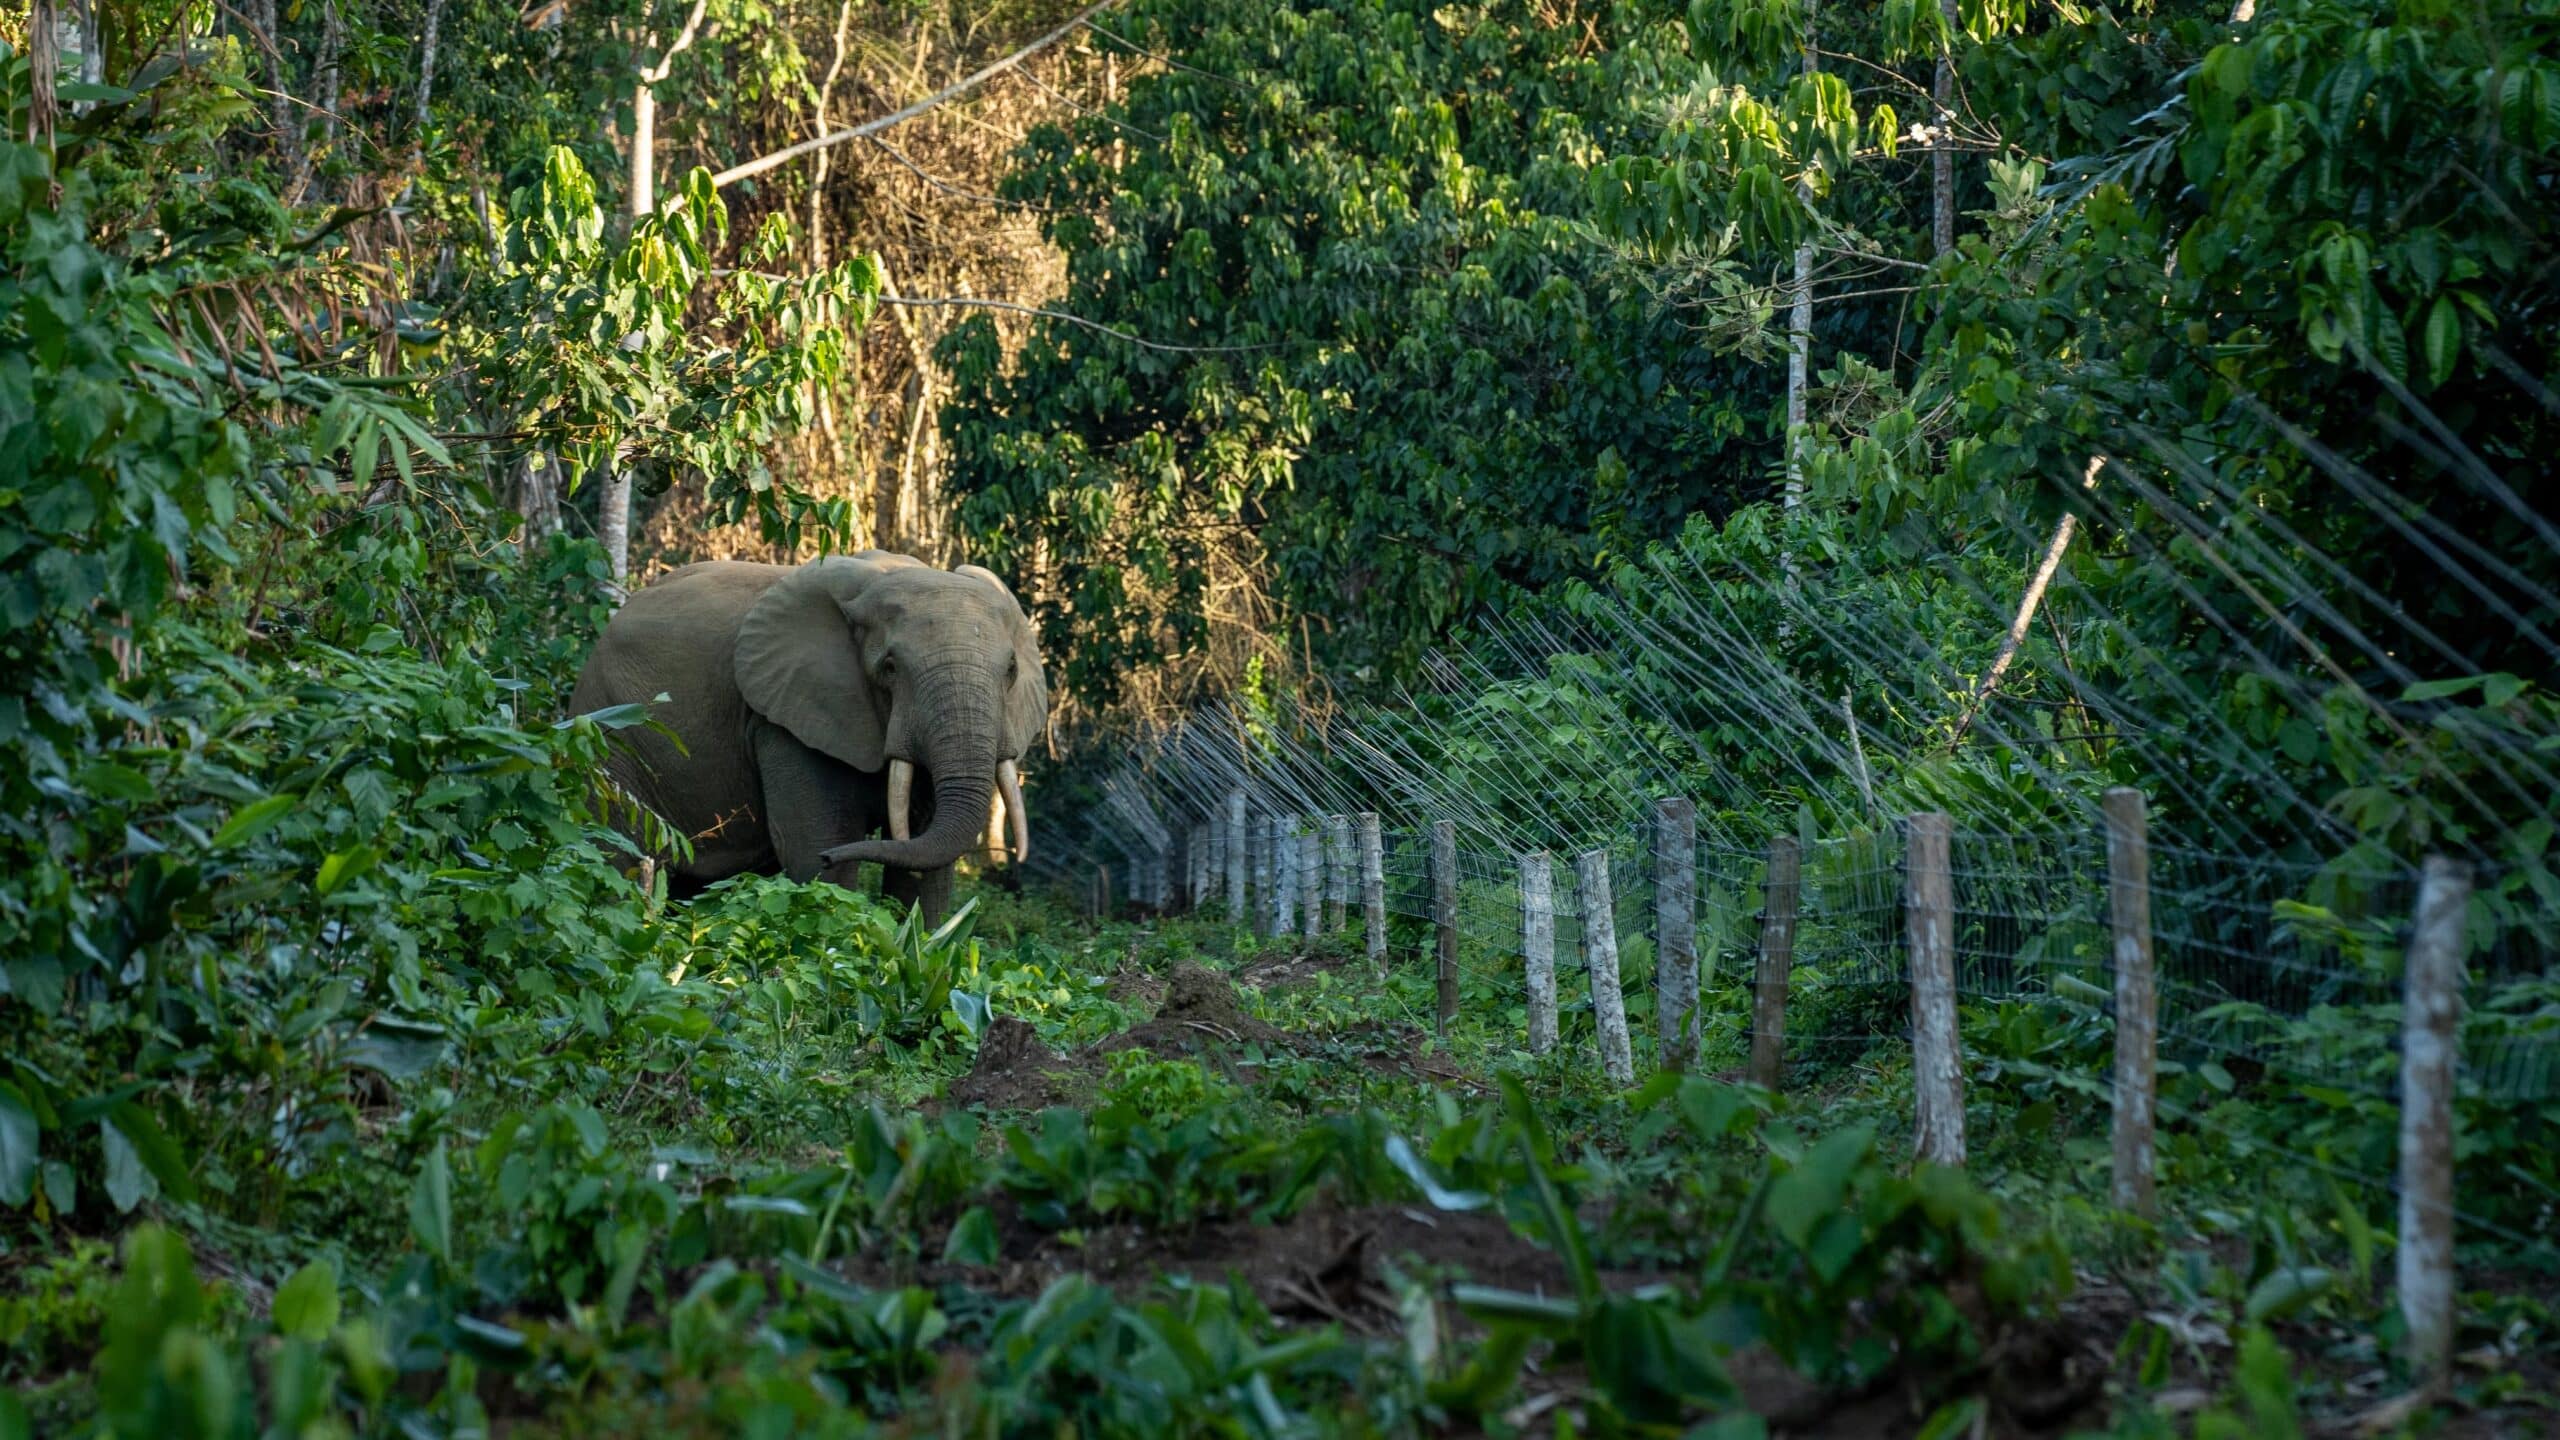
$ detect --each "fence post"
[1194,822,1212,913]
[1430,820,1458,1036]
[1251,806,1274,935]
[1522,851,1557,1055]
[1577,849,1635,1084]
[1905,812,1966,1167]
[1271,813,1298,938]
[1749,836,1801,1090]
[1324,815,1351,932]
[2398,855,2472,1383]
[2102,788,2157,1217]
[1654,796,1699,1064]
[1298,825,1323,939]
[1226,789,1248,925]
[1358,813,1386,971]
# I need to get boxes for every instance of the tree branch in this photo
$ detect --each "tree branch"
[709,0,1123,190]
[639,0,710,82]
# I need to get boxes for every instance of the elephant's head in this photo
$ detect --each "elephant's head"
[733,551,1048,873]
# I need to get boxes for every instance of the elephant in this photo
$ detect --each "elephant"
[568,550,1048,922]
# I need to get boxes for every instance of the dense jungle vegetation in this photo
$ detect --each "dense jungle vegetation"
[2,0,2555,1434]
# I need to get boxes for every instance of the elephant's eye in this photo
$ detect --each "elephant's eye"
[1007,654,1020,684]
[876,655,896,684]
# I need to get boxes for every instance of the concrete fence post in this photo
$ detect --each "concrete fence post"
[1522,850,1557,1055]
[1298,824,1322,939]
[1225,788,1248,925]
[1358,813,1386,971]
[1324,814,1351,931]
[1271,813,1298,938]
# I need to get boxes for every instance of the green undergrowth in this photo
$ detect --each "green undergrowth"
[7,884,2552,1437]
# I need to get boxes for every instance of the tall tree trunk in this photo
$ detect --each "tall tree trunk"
[805,0,854,268]
[516,452,563,543]
[1932,0,1958,257]
[27,0,58,145]
[1783,0,1818,512]
[599,0,709,592]
[301,0,343,201]
[255,0,297,178]
[415,0,443,140]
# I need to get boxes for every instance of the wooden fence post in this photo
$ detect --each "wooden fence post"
[2398,855,2472,1382]
[1577,849,1635,1084]
[1431,820,1458,1036]
[1522,851,1557,1055]
[1358,813,1386,970]
[1226,789,1248,925]
[2103,788,2157,1217]
[1655,796,1699,1064]
[1905,812,1966,1167]
[1749,836,1801,1090]
[1298,824,1323,939]
[1324,814,1351,932]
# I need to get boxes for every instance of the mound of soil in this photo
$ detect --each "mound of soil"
[858,1196,1654,1325]
[1099,962,1292,1060]
[945,1016,1071,1111]
[1236,940,1358,992]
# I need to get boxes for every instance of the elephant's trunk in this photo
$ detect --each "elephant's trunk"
[820,665,1000,874]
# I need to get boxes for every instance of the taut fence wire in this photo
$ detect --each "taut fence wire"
[1010,356,2559,1370]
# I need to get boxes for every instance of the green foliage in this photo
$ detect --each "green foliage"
[438,147,880,545]
[943,0,1776,695]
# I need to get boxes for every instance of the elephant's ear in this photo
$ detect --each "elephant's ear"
[735,555,894,770]
[960,564,1051,759]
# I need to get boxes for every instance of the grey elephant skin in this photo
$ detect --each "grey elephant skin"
[568,550,1048,922]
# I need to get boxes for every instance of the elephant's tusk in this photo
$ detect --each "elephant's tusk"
[887,758,914,840]
[998,758,1029,865]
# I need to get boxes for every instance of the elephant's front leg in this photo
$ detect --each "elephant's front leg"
[751,721,877,887]
[881,864,956,928]
[874,762,954,926]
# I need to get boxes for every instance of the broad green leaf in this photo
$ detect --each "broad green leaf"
[2244,1266,2335,1323]
[345,1017,448,1080]
[0,1083,36,1208]
[410,1146,452,1261]
[314,844,380,897]
[1382,1134,1491,1212]
[2422,294,2461,387]
[212,793,297,848]
[104,1104,196,1207]
[74,762,154,803]
[943,1205,1000,1265]
[272,1259,340,1340]
[1766,1124,1873,1251]
[101,1117,155,1213]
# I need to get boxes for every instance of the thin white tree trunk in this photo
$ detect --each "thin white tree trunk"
[596,0,709,593]
[415,0,443,137]
[1783,0,1818,511]
[1950,455,2104,745]
[1932,0,1958,258]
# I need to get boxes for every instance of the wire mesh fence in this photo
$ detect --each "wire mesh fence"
[1030,739,2557,1261]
